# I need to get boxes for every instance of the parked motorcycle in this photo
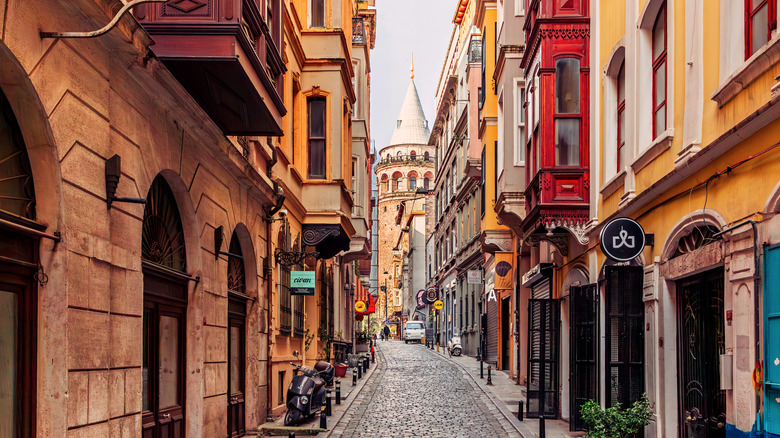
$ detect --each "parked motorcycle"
[447,334,462,357]
[283,351,335,426]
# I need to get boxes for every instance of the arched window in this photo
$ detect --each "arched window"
[0,88,35,219]
[554,57,581,166]
[409,177,417,190]
[142,175,187,433]
[410,151,417,160]
[395,177,403,191]
[652,5,667,139]
[617,62,626,172]
[423,177,430,189]
[424,151,430,161]
[397,151,402,158]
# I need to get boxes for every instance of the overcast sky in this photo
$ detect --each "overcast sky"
[370,0,454,154]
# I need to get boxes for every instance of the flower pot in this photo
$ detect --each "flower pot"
[334,364,348,378]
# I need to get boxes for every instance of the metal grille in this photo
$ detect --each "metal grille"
[292,235,304,337]
[570,284,598,431]
[228,233,245,294]
[142,175,187,271]
[605,266,644,409]
[278,221,292,335]
[0,88,35,220]
[677,269,726,438]
[527,296,559,418]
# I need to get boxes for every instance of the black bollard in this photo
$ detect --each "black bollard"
[371,349,375,363]
[320,405,327,429]
[352,368,357,386]
[325,388,332,416]
[357,363,362,379]
[289,433,295,438]
[487,365,493,385]
[517,400,523,421]
[364,357,369,371]
[335,380,341,405]
[539,415,545,438]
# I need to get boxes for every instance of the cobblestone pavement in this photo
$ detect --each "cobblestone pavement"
[330,340,525,437]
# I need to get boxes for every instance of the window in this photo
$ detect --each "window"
[515,85,526,166]
[227,232,247,436]
[278,223,292,335]
[652,6,667,139]
[307,97,326,178]
[311,0,325,27]
[746,0,776,58]
[409,177,417,190]
[617,63,626,172]
[554,58,581,166]
[424,151,430,161]
[395,177,402,191]
[424,177,430,189]
[480,147,486,216]
[410,151,416,160]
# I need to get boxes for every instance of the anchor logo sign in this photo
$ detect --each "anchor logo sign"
[612,227,635,249]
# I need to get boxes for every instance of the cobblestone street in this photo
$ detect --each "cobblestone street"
[328,340,525,437]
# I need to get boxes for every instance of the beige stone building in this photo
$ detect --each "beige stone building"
[375,76,434,327]
[0,0,374,436]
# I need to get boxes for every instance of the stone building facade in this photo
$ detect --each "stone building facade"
[0,0,374,436]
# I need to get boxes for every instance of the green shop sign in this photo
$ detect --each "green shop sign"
[290,271,315,295]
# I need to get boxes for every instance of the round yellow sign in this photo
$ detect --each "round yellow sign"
[433,300,444,310]
[354,300,366,313]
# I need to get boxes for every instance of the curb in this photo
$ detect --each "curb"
[315,350,381,438]
[431,346,536,438]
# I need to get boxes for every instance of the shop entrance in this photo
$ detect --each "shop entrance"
[501,296,510,370]
[527,298,559,418]
[677,269,725,438]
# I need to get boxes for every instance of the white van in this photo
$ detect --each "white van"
[404,321,425,344]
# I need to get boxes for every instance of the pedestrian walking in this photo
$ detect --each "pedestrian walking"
[383,325,390,341]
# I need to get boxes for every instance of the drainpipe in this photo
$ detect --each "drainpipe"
[713,220,761,419]
[264,142,283,421]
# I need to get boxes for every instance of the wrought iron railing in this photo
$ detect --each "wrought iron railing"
[376,155,434,166]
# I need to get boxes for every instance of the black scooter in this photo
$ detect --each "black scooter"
[284,351,335,426]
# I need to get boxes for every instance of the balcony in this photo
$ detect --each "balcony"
[521,169,590,247]
[375,154,434,169]
[137,0,286,135]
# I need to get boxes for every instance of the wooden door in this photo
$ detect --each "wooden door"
[142,274,186,438]
[227,297,247,437]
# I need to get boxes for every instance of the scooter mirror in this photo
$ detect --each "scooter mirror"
[293,350,299,358]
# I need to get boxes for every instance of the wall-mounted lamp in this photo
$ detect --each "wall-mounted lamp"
[105,155,146,209]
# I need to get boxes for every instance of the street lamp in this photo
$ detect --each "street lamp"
[381,271,388,325]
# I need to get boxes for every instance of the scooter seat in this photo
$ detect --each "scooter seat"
[312,376,325,391]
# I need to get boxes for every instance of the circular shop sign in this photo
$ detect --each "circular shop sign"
[424,287,438,304]
[354,300,366,313]
[599,217,646,262]
[433,300,444,310]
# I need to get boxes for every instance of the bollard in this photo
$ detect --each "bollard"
[289,433,295,438]
[539,415,545,438]
[357,363,362,379]
[517,400,523,421]
[325,388,332,416]
[487,365,493,385]
[352,368,357,386]
[320,405,327,429]
[371,349,375,363]
[335,380,341,405]
[365,357,369,371]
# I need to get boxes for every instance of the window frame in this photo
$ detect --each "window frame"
[745,0,777,59]
[310,0,326,28]
[307,97,327,179]
[651,5,667,141]
[514,81,526,167]
[553,56,583,167]
[616,63,626,172]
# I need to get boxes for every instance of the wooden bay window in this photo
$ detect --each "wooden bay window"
[554,57,581,167]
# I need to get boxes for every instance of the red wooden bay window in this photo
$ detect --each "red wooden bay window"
[652,5,667,140]
[746,0,777,59]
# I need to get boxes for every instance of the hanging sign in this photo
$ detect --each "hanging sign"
[354,300,366,313]
[433,300,444,310]
[416,290,426,310]
[290,271,315,295]
[424,287,438,304]
[494,252,514,290]
[599,217,646,262]
[467,270,481,285]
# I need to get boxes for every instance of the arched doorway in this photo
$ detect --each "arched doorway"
[142,175,188,438]
[0,84,37,437]
[227,230,248,437]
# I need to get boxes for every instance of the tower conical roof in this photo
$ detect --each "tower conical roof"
[388,78,430,146]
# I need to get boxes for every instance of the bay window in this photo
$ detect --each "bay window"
[307,97,326,179]
[652,5,667,140]
[554,57,581,166]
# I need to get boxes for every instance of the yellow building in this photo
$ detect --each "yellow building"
[588,1,780,436]
[269,0,375,417]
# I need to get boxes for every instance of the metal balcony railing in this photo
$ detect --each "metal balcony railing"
[376,155,434,166]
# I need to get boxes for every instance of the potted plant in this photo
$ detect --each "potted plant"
[580,394,653,438]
